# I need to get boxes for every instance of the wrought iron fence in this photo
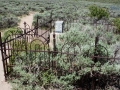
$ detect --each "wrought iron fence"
[0,17,120,90]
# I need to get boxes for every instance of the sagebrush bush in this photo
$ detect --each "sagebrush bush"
[0,15,19,29]
[9,23,120,90]
[89,5,109,21]
[113,18,120,33]
[2,27,22,41]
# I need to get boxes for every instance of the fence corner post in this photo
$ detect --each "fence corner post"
[94,36,99,63]
[53,31,57,57]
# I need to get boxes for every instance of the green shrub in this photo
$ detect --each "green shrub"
[9,39,48,65]
[2,27,22,41]
[0,15,19,29]
[113,18,120,33]
[89,5,109,20]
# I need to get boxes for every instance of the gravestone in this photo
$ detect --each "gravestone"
[55,21,64,33]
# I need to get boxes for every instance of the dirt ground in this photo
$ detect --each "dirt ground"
[18,12,36,29]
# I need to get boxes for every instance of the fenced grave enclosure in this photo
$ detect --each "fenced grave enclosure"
[0,16,120,90]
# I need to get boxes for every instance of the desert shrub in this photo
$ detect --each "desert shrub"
[113,18,120,33]
[0,8,7,15]
[57,23,120,89]
[2,27,22,41]
[0,15,19,29]
[81,0,120,3]
[9,23,120,90]
[10,51,79,90]
[89,5,109,21]
[8,38,48,65]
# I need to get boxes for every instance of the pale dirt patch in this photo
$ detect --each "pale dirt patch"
[19,12,37,29]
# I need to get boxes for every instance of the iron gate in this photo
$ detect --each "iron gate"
[0,17,52,80]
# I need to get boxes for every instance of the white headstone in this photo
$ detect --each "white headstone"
[55,21,63,33]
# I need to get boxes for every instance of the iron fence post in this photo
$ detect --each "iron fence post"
[24,22,28,55]
[94,36,99,63]
[36,16,38,36]
[52,29,58,73]
[50,11,53,33]
[53,31,57,56]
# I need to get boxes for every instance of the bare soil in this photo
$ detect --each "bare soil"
[18,12,36,29]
